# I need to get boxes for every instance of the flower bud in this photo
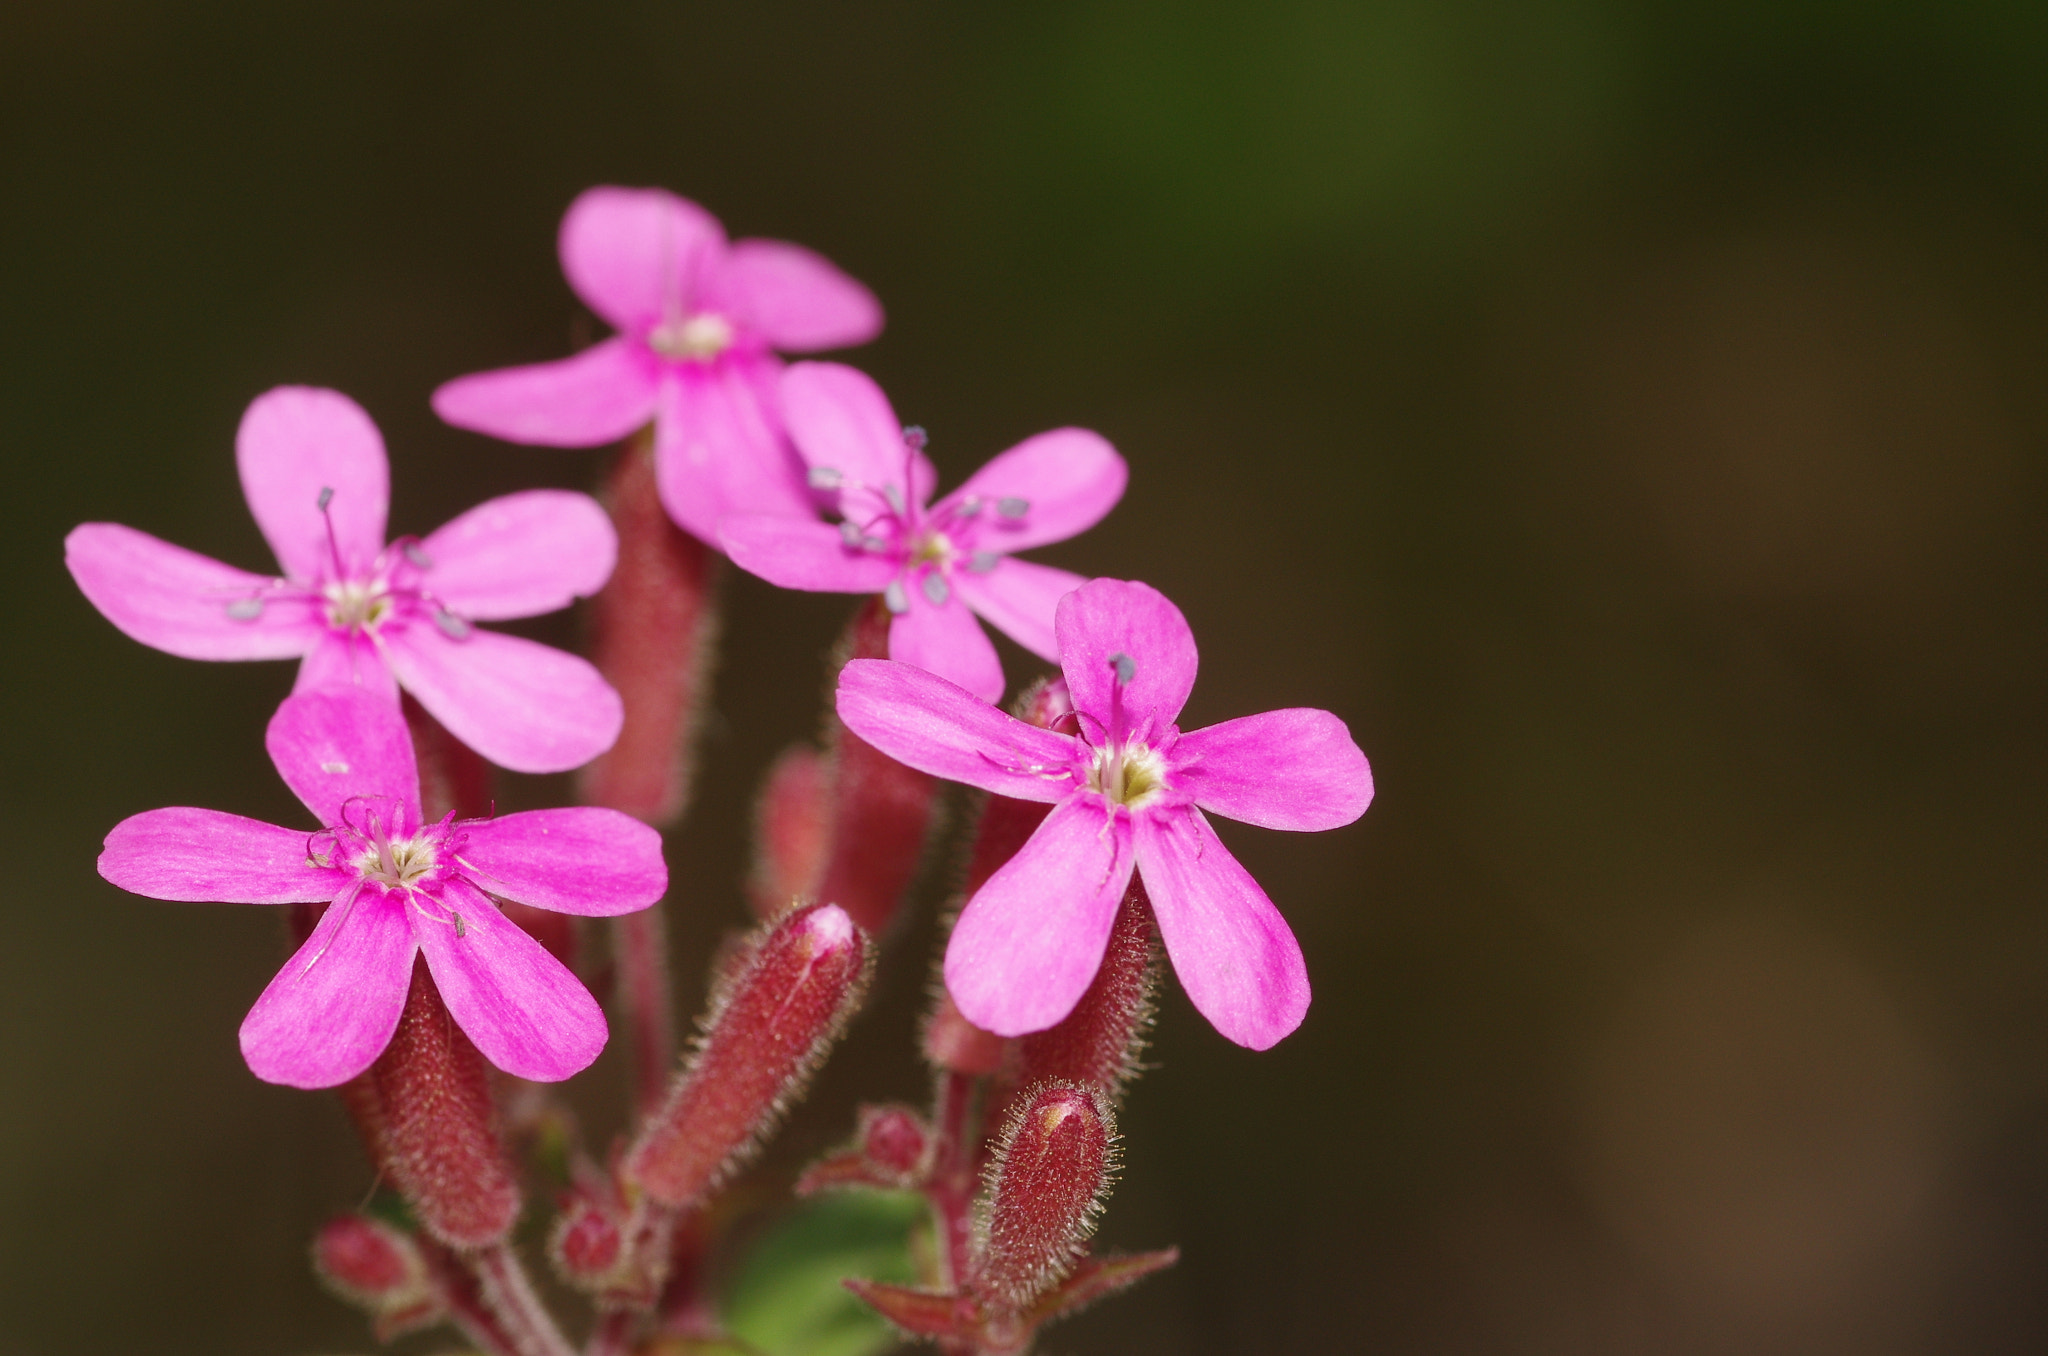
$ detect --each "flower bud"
[578,433,721,827]
[747,743,832,920]
[311,1214,440,1339]
[624,904,871,1208]
[971,1081,1118,1311]
[549,1192,624,1284]
[1016,882,1156,1100]
[814,600,940,934]
[796,1103,933,1194]
[368,960,521,1248]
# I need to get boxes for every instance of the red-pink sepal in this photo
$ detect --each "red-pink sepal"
[814,599,941,934]
[1022,1247,1180,1326]
[747,743,832,920]
[971,1081,1118,1310]
[844,1248,1179,1352]
[795,1103,933,1194]
[623,903,872,1207]
[311,1214,442,1340]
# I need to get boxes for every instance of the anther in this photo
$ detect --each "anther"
[969,551,999,573]
[1109,652,1135,685]
[839,520,864,547]
[863,534,889,552]
[809,466,843,491]
[433,610,472,640]
[402,542,433,569]
[883,579,910,614]
[883,483,906,514]
[453,913,467,940]
[922,573,950,606]
[956,495,983,518]
[317,487,335,512]
[996,496,1029,519]
[225,597,264,621]
[902,425,928,451]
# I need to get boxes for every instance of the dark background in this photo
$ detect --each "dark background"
[5,3,2047,1352]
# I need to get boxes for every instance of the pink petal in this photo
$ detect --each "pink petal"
[718,514,900,593]
[710,238,883,352]
[100,808,348,902]
[1172,708,1374,832]
[430,338,660,447]
[653,359,814,544]
[889,586,1006,703]
[940,428,1126,553]
[266,688,421,826]
[417,490,617,621]
[944,796,1135,1036]
[559,186,725,332]
[835,658,1078,802]
[382,625,622,774]
[416,876,608,1081]
[240,887,416,1088]
[954,556,1083,663]
[778,362,935,501]
[453,807,667,917]
[237,387,390,584]
[65,523,319,660]
[293,629,401,704]
[1056,578,1198,735]
[1133,808,1309,1050]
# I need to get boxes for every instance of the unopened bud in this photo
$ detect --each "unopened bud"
[747,743,833,919]
[312,1214,440,1338]
[796,1102,933,1194]
[814,599,941,934]
[369,960,521,1248]
[1016,882,1156,1100]
[972,1081,1118,1311]
[549,1192,624,1285]
[624,904,871,1208]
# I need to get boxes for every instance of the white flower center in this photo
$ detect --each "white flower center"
[359,835,438,888]
[324,579,392,631]
[648,313,734,361]
[1087,741,1167,810]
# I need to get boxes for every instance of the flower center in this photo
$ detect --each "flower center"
[359,834,438,889]
[324,578,393,632]
[1087,741,1167,810]
[648,313,734,361]
[909,530,955,569]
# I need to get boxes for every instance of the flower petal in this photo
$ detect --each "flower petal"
[778,361,935,501]
[718,514,901,593]
[240,887,416,1088]
[382,625,622,774]
[454,807,667,917]
[711,238,884,353]
[940,428,1126,553]
[889,587,1006,703]
[1056,578,1198,735]
[1133,809,1309,1050]
[416,877,608,1081]
[559,185,725,331]
[1172,708,1374,832]
[237,386,390,584]
[65,523,319,660]
[954,556,1082,663]
[417,490,617,621]
[653,359,814,544]
[100,807,348,902]
[430,338,660,447]
[835,658,1077,802]
[293,629,401,704]
[266,688,421,826]
[944,795,1134,1036]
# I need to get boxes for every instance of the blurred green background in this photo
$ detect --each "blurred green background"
[5,2,2047,1352]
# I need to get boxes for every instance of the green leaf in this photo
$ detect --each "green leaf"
[721,1191,928,1356]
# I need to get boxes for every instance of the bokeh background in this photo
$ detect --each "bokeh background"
[5,3,2048,1352]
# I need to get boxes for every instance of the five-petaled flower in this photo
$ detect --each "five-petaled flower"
[721,362,1126,703]
[431,186,883,545]
[98,689,668,1087]
[66,386,623,774]
[835,578,1372,1049]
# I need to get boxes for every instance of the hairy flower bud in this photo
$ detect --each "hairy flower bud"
[550,1191,624,1285]
[312,1214,440,1339]
[747,743,832,919]
[814,600,940,934]
[972,1081,1118,1311]
[624,904,871,1208]
[1016,882,1156,1101]
[796,1103,933,1194]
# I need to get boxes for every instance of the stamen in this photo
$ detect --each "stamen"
[863,534,890,552]
[225,597,264,621]
[883,483,906,515]
[883,579,909,614]
[902,425,928,451]
[316,487,334,512]
[968,551,999,573]
[402,542,433,569]
[1109,652,1136,685]
[809,466,843,490]
[955,495,983,518]
[433,609,472,640]
[922,573,950,606]
[838,520,865,547]
[996,496,1029,519]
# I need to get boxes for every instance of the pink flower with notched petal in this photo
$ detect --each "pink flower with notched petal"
[835,578,1372,1050]
[721,362,1126,703]
[98,689,667,1087]
[431,186,883,544]
[66,386,623,774]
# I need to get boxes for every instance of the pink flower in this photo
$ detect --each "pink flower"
[66,386,623,774]
[721,362,1127,703]
[835,578,1372,1049]
[97,689,668,1087]
[431,186,883,544]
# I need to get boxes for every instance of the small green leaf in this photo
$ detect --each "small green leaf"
[722,1190,927,1356]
